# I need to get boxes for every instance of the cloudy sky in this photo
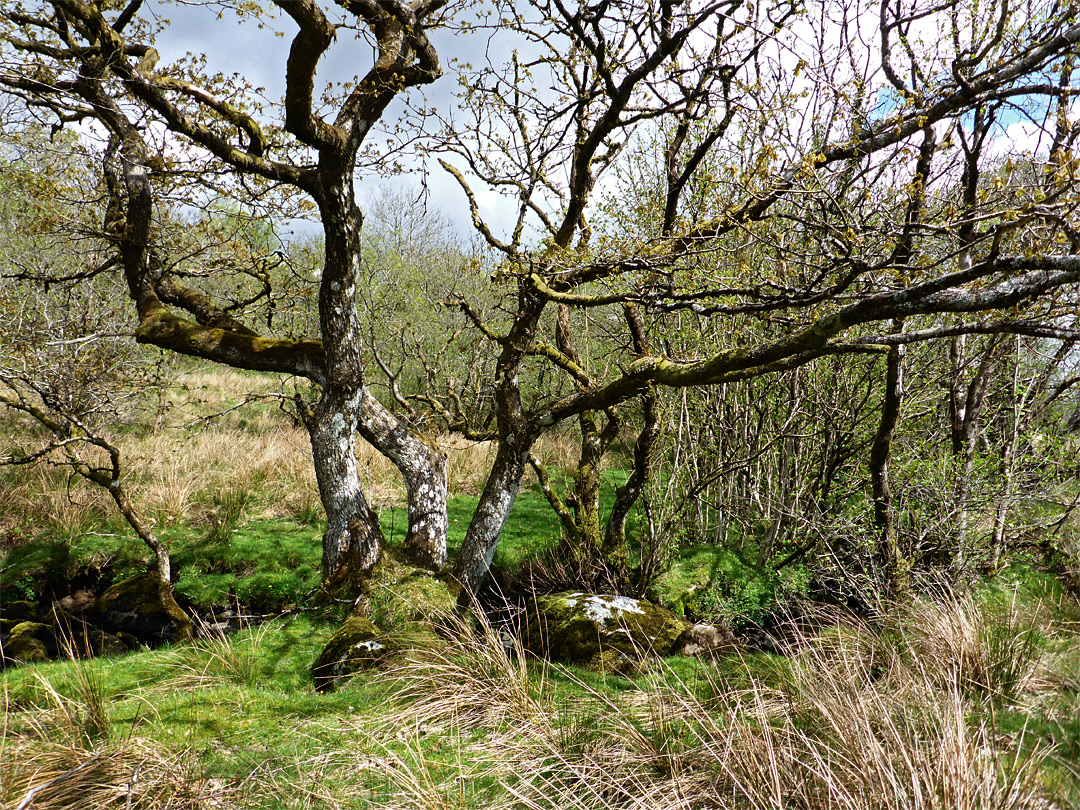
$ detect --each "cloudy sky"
[144,0,505,239]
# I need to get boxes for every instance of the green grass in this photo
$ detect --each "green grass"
[649,541,808,627]
[169,519,323,612]
[379,481,567,572]
[5,577,1080,809]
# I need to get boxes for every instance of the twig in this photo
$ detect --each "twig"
[15,759,97,810]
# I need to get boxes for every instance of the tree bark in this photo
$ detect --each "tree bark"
[454,439,529,595]
[604,388,659,591]
[302,393,383,588]
[869,332,906,592]
[359,390,448,569]
[453,290,544,596]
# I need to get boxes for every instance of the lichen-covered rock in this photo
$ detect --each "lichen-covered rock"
[522,592,691,672]
[94,572,192,642]
[312,616,395,693]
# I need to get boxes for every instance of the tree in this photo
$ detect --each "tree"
[1,0,452,591]
[5,0,1080,600]
[0,123,175,584]
[435,0,1080,594]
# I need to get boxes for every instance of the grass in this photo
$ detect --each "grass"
[4,586,1077,809]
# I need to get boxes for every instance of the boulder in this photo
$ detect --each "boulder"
[358,553,458,632]
[521,592,691,672]
[312,616,396,693]
[1,620,55,665]
[0,599,41,623]
[94,572,193,642]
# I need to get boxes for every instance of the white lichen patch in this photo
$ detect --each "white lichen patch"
[563,593,644,625]
[353,640,383,653]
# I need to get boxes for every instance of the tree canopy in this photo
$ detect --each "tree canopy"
[3,0,1080,596]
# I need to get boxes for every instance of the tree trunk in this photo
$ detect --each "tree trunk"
[453,291,544,596]
[302,393,383,590]
[454,439,529,595]
[869,334,906,592]
[604,388,659,591]
[571,410,605,557]
[359,390,448,569]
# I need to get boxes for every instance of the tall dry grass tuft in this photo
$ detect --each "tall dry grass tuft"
[2,657,233,810]
[382,610,547,734]
[897,588,1054,707]
[1,735,230,810]
[375,590,1075,810]
[156,619,278,692]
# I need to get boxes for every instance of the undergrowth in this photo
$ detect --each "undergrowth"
[3,586,1077,809]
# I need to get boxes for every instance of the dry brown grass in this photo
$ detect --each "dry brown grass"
[3,367,556,537]
[363,593,1077,810]
[1,735,231,810]
[1,648,233,810]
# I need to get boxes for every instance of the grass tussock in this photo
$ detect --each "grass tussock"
[369,590,1078,810]
[156,619,279,692]
[2,653,232,809]
[383,611,547,734]
[1,735,229,810]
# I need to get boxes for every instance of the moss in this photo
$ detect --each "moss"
[2,633,47,664]
[0,600,40,623]
[522,592,690,673]
[311,615,395,693]
[2,621,54,665]
[361,552,457,632]
[8,620,53,641]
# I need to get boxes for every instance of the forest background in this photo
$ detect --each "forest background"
[3,0,1080,807]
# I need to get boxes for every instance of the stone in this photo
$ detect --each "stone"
[94,572,193,642]
[521,592,692,673]
[1,620,55,665]
[57,589,96,613]
[2,634,47,664]
[675,623,739,658]
[359,553,457,632]
[312,616,395,693]
[0,600,41,623]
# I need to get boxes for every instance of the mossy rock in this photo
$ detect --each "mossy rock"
[312,616,396,693]
[360,553,457,632]
[1,621,55,665]
[521,592,692,673]
[2,634,48,664]
[8,620,53,642]
[0,600,41,623]
[94,572,193,642]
